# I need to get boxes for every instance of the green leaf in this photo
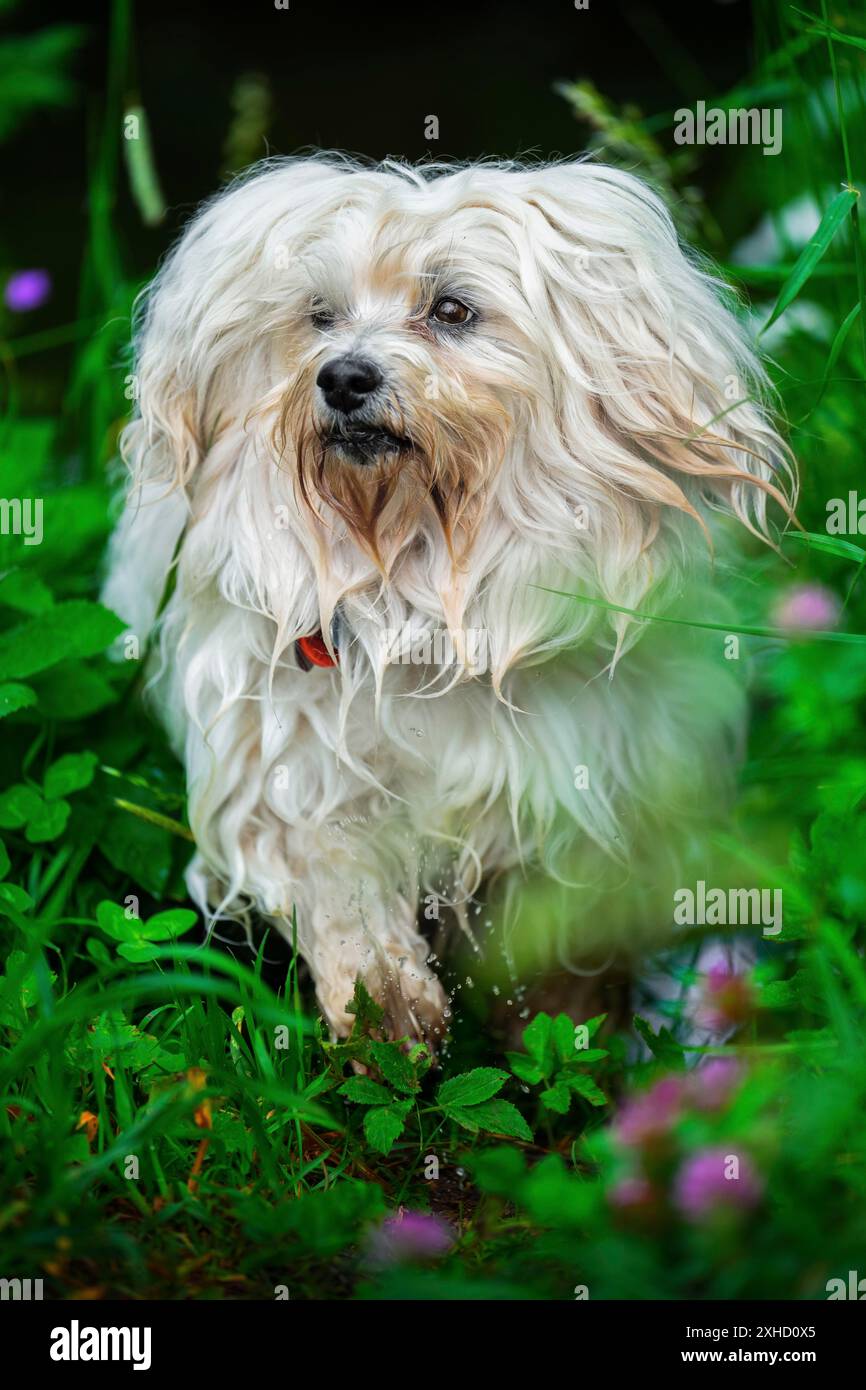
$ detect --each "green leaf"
[563,1072,607,1107]
[0,950,57,1023]
[0,682,37,718]
[0,782,73,842]
[633,1014,685,1066]
[784,530,866,564]
[577,1012,607,1041]
[25,798,70,843]
[100,811,173,895]
[563,1048,608,1067]
[43,750,98,799]
[761,973,808,1009]
[95,903,192,955]
[66,1013,184,1074]
[141,908,196,941]
[117,942,161,963]
[0,840,8,878]
[506,1051,545,1085]
[0,882,33,914]
[437,1066,509,1109]
[96,900,142,942]
[34,663,116,719]
[0,783,42,829]
[345,977,385,1033]
[0,601,124,681]
[448,1098,532,1142]
[363,1099,413,1155]
[521,1012,556,1078]
[338,1076,393,1106]
[85,936,112,964]
[369,1039,418,1094]
[540,1081,572,1115]
[761,188,859,333]
[407,1040,433,1078]
[0,569,54,615]
[553,1012,579,1063]
[798,14,866,54]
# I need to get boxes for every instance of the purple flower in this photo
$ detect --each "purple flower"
[688,1057,741,1111]
[673,1147,762,1220]
[366,1208,453,1266]
[615,1076,684,1148]
[773,584,840,634]
[4,269,52,313]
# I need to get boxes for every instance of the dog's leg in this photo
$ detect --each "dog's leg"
[296,868,447,1045]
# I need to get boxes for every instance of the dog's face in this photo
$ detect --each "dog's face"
[276,181,529,561]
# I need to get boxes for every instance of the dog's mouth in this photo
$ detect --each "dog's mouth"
[322,424,414,465]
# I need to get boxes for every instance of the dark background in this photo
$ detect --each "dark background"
[9,0,756,268]
[3,0,763,417]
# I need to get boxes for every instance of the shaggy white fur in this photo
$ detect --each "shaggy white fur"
[102,155,794,1040]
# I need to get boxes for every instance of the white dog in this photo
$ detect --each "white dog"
[102,156,794,1042]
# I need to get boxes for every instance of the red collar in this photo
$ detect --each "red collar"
[296,629,338,670]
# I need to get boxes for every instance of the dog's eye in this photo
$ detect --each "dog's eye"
[311,306,335,330]
[430,297,473,326]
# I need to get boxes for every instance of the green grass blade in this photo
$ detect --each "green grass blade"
[760,187,859,334]
[536,585,866,643]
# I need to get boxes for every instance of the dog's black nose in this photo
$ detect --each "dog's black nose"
[316,355,383,414]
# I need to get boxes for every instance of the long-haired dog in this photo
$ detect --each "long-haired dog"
[102,156,794,1043]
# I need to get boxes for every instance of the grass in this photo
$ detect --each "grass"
[2,0,866,1299]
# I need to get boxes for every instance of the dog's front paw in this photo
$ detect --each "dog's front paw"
[315,934,448,1047]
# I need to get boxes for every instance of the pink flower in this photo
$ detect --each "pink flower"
[615,1076,684,1148]
[695,963,755,1033]
[673,1147,762,1220]
[773,584,840,634]
[4,269,52,313]
[688,1057,741,1111]
[366,1208,453,1265]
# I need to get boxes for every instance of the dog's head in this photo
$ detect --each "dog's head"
[124,156,794,680]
